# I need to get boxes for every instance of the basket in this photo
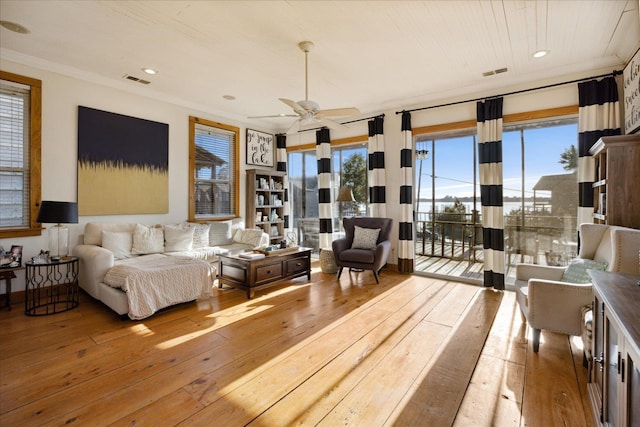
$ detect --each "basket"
[320,249,338,274]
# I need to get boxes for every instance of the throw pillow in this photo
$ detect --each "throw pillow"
[188,222,211,249]
[102,231,134,259]
[131,224,164,255]
[351,225,381,250]
[164,224,195,252]
[233,228,264,247]
[209,220,233,246]
[561,258,608,283]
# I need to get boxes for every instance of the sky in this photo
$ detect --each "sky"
[287,120,579,202]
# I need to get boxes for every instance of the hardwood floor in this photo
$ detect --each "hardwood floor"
[0,264,593,426]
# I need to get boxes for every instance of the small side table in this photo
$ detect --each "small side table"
[0,266,24,310]
[25,257,79,316]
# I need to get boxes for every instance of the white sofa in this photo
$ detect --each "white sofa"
[73,220,269,319]
[515,223,640,353]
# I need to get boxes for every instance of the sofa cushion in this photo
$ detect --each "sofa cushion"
[85,222,136,246]
[132,224,164,255]
[233,228,264,247]
[102,230,134,259]
[209,220,234,246]
[339,248,376,264]
[189,223,211,249]
[164,224,195,252]
[351,225,381,250]
[561,258,608,283]
[165,247,227,262]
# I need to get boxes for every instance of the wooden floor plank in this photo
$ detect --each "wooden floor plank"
[252,278,453,426]
[520,330,589,427]
[0,267,594,426]
[385,289,503,426]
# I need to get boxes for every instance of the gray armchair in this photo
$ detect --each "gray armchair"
[332,217,393,284]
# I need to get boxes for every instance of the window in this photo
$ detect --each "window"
[188,116,239,220]
[288,142,369,251]
[413,115,579,284]
[332,144,368,227]
[0,71,41,238]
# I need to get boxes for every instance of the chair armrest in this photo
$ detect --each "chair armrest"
[332,238,350,256]
[516,263,566,281]
[526,279,593,335]
[373,240,392,270]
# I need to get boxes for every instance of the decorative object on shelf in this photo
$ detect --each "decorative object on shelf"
[246,129,274,167]
[0,245,21,268]
[36,200,79,257]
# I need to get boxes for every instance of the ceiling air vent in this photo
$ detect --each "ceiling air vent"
[123,74,151,85]
[482,67,508,77]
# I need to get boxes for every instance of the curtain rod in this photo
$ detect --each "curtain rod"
[279,113,386,135]
[395,69,623,115]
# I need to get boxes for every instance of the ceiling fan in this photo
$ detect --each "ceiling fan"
[249,41,360,133]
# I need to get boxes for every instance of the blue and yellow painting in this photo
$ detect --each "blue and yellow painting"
[77,106,169,215]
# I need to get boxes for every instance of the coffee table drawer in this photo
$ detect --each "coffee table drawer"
[256,262,282,284]
[285,256,309,275]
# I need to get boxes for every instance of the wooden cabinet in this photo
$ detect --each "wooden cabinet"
[246,169,286,244]
[587,270,640,426]
[589,135,640,229]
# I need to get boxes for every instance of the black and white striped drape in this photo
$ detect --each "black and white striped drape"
[316,127,333,250]
[398,111,414,274]
[368,116,386,217]
[477,98,505,290]
[276,133,290,231]
[577,76,621,226]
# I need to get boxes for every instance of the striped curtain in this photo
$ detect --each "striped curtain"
[477,98,505,290]
[276,133,290,231]
[577,76,621,226]
[368,116,386,217]
[316,127,333,250]
[398,111,414,274]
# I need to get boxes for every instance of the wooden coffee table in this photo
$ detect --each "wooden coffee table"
[218,247,312,299]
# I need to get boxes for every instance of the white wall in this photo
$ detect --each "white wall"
[0,59,621,292]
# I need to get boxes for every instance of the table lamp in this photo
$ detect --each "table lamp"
[36,201,78,257]
[336,187,355,230]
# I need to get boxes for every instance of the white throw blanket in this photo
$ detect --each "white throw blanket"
[104,254,213,320]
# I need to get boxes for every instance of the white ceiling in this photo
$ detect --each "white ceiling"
[1,1,639,132]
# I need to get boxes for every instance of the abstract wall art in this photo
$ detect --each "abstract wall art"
[77,106,169,215]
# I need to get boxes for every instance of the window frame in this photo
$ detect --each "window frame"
[188,116,239,221]
[0,70,42,238]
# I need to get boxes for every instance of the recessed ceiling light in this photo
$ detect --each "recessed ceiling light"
[223,95,236,100]
[532,50,549,58]
[0,20,30,34]
[141,68,157,75]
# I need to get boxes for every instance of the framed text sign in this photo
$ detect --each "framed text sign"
[246,129,274,167]
[623,48,640,134]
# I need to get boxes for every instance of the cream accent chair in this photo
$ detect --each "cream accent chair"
[515,223,640,352]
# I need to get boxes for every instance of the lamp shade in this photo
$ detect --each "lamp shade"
[37,201,78,224]
[336,187,355,202]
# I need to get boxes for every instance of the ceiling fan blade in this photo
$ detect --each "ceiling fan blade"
[247,114,299,119]
[315,107,361,118]
[279,98,307,115]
